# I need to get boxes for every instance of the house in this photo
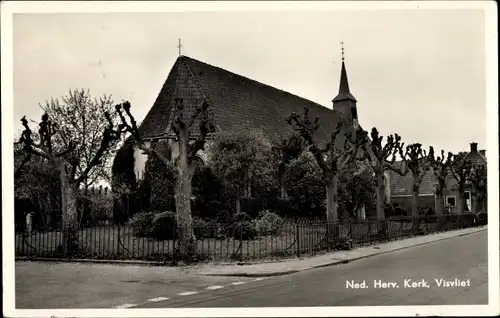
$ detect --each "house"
[112,54,369,221]
[386,142,487,215]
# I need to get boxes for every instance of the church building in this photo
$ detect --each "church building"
[112,53,366,221]
[130,54,361,176]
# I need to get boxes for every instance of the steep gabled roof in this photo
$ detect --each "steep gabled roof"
[138,56,355,146]
[463,151,487,165]
[389,161,436,196]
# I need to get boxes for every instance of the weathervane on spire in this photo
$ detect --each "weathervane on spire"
[177,39,183,56]
[341,41,345,61]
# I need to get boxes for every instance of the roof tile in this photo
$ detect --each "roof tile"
[138,56,355,147]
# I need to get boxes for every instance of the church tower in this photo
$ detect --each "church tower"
[332,44,359,129]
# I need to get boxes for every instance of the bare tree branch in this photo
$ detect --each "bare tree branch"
[115,101,173,169]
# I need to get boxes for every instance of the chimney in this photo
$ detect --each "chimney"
[470,142,478,153]
[479,149,486,158]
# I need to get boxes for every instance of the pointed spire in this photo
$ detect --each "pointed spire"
[332,43,357,103]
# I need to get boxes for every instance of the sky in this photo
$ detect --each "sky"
[11,6,488,155]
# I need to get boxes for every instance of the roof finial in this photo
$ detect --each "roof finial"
[177,39,183,56]
[340,41,345,62]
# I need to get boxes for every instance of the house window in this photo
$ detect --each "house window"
[446,196,456,207]
[464,191,471,212]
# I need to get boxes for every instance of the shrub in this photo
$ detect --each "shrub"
[334,235,353,251]
[459,213,476,227]
[192,167,224,219]
[150,211,177,241]
[227,212,258,240]
[477,212,487,226]
[207,219,227,239]
[193,217,211,239]
[253,210,284,236]
[127,211,156,237]
[193,217,227,240]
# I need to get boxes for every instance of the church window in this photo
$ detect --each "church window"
[351,107,358,119]
[446,196,456,207]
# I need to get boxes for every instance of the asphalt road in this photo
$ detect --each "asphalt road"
[137,230,488,307]
[15,230,488,309]
[15,261,259,309]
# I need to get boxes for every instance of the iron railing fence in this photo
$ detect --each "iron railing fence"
[15,213,485,263]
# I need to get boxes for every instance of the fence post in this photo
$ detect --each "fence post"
[240,227,243,260]
[21,232,25,255]
[116,225,121,258]
[296,220,300,258]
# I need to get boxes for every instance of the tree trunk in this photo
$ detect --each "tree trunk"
[375,170,387,235]
[435,179,445,216]
[375,170,385,221]
[411,184,420,217]
[174,140,196,261]
[60,169,79,257]
[435,193,444,215]
[411,183,420,229]
[235,197,241,215]
[325,173,339,238]
[46,194,53,229]
[471,194,479,215]
[457,187,465,215]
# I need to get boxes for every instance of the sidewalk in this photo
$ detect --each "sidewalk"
[197,225,487,277]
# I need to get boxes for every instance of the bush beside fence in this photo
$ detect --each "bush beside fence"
[15,213,484,263]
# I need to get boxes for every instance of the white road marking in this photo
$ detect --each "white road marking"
[205,285,224,290]
[147,297,170,302]
[114,303,137,309]
[111,278,266,308]
[231,281,246,285]
[177,291,199,296]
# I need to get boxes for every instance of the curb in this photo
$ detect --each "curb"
[201,269,302,278]
[15,257,166,267]
[201,227,487,277]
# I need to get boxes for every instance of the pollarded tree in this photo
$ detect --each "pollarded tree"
[286,106,367,233]
[405,143,434,220]
[429,149,454,215]
[16,111,121,255]
[468,164,487,214]
[115,99,215,260]
[361,128,408,221]
[15,143,61,229]
[450,152,471,215]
